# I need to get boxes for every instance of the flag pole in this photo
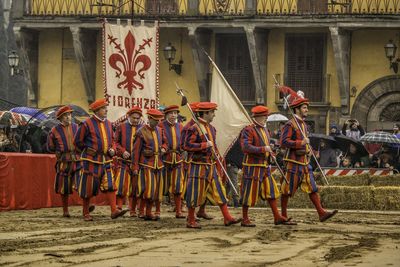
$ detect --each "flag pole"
[273,75,329,185]
[175,82,239,196]
[202,49,289,184]
[201,48,252,121]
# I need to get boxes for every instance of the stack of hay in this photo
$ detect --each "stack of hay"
[270,172,400,210]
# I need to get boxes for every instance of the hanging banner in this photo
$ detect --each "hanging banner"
[103,21,159,122]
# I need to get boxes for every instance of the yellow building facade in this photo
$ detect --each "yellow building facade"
[12,0,400,132]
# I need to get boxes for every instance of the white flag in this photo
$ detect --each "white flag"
[209,60,252,157]
[103,22,159,122]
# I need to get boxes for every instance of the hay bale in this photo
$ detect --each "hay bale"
[285,191,314,209]
[373,187,400,210]
[328,174,369,186]
[319,186,374,210]
[370,174,400,187]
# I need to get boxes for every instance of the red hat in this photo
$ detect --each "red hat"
[127,106,142,116]
[197,102,218,112]
[147,109,164,121]
[56,105,73,119]
[251,105,269,117]
[189,102,199,112]
[163,105,180,114]
[290,98,309,109]
[89,98,108,111]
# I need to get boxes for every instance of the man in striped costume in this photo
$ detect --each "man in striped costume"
[181,102,213,221]
[114,106,143,216]
[132,109,167,221]
[47,105,79,218]
[240,105,294,227]
[74,98,127,221]
[159,105,186,219]
[184,102,241,229]
[280,96,338,222]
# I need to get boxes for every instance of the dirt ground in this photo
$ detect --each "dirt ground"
[1,205,400,267]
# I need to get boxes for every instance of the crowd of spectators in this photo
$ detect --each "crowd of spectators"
[270,120,400,173]
[0,125,47,153]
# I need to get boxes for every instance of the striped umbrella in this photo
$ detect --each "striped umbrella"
[10,107,49,121]
[360,131,400,144]
[0,111,28,126]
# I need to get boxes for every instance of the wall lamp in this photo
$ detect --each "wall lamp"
[8,51,23,76]
[163,42,183,75]
[350,86,357,97]
[384,40,399,74]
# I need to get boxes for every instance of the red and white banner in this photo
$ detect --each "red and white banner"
[271,167,393,176]
[103,22,159,122]
[322,168,393,176]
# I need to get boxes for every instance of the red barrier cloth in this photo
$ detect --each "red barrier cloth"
[0,153,109,211]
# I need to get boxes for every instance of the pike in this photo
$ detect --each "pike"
[175,82,239,196]
[273,75,330,186]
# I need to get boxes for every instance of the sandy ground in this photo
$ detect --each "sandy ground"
[1,205,400,267]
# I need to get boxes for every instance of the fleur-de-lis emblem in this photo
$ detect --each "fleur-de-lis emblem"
[108,31,152,95]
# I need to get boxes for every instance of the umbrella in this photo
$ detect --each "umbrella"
[10,107,49,121]
[360,131,400,145]
[267,113,288,122]
[334,135,369,157]
[309,133,338,150]
[0,111,28,126]
[46,104,89,118]
[39,119,59,132]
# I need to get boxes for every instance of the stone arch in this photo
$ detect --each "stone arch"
[351,75,400,131]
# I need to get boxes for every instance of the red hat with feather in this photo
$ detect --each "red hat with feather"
[279,86,309,109]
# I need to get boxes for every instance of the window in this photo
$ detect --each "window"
[215,34,255,104]
[285,33,326,102]
[297,0,328,13]
[146,0,177,14]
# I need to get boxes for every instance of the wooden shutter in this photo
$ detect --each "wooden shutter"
[286,34,325,102]
[297,0,328,13]
[146,0,177,14]
[216,34,255,103]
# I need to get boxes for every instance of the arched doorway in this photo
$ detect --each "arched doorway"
[351,75,400,131]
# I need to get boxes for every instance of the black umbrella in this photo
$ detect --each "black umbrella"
[309,133,338,150]
[46,104,89,118]
[334,135,369,157]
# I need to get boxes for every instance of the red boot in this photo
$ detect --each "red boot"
[196,203,214,220]
[220,204,241,226]
[241,205,255,227]
[129,195,137,217]
[83,198,93,221]
[268,199,297,225]
[186,207,201,229]
[108,192,128,219]
[309,192,338,222]
[281,194,290,219]
[138,198,145,219]
[116,196,124,210]
[154,200,161,220]
[144,199,158,221]
[175,194,186,219]
[61,194,70,218]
